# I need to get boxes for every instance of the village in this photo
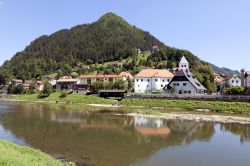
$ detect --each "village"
[7,56,250,98]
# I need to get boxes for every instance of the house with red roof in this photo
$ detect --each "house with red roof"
[134,69,174,93]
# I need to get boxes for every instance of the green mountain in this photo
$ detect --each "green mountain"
[0,12,216,92]
[208,63,239,76]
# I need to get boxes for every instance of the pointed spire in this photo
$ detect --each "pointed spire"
[179,56,189,70]
[179,56,188,64]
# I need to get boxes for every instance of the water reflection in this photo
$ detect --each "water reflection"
[0,101,250,166]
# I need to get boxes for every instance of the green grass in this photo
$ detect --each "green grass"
[15,92,115,104]
[121,98,250,113]
[0,140,70,166]
[9,93,250,113]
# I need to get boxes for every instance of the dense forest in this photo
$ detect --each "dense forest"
[0,12,216,92]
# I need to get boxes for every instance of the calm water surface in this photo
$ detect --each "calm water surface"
[0,101,250,166]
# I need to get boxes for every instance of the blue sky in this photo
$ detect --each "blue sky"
[0,0,249,70]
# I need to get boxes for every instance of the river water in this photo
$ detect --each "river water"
[0,101,250,166]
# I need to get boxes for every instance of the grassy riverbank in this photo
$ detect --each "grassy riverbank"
[121,98,250,113]
[13,92,115,104]
[2,93,250,113]
[0,140,70,166]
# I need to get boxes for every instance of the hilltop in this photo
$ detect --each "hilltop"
[0,12,216,92]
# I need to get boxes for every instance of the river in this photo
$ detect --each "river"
[0,101,250,166]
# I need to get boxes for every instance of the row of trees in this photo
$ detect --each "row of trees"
[90,79,129,94]
[7,81,53,98]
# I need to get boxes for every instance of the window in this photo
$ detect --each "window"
[147,85,149,87]
[184,65,186,67]
[173,83,179,86]
[155,79,158,82]
[167,79,170,82]
[138,85,140,87]
[161,85,163,87]
[183,83,187,86]
[137,79,139,82]
[196,82,200,86]
[141,79,143,82]
[148,79,150,82]
[162,79,165,82]
[87,78,91,84]
[232,80,234,83]
[236,80,238,83]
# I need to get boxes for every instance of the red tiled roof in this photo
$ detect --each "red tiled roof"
[36,81,43,84]
[119,72,134,79]
[135,69,174,78]
[12,79,23,83]
[80,74,122,79]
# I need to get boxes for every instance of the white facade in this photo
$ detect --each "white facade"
[168,81,203,95]
[227,76,241,87]
[134,77,172,93]
[48,79,56,86]
[246,76,250,87]
[36,84,44,91]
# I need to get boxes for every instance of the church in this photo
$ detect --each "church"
[164,56,206,95]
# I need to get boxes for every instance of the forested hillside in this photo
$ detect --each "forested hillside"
[0,12,216,92]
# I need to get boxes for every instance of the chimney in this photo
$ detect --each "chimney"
[241,69,245,87]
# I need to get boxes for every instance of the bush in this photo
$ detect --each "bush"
[7,84,14,94]
[227,86,246,95]
[38,81,53,98]
[13,85,24,94]
[60,90,68,98]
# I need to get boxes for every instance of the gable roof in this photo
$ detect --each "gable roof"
[226,75,241,81]
[135,69,174,78]
[167,69,206,90]
[119,72,134,79]
[179,56,188,64]
[245,71,250,77]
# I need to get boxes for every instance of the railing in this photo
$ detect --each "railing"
[126,93,250,102]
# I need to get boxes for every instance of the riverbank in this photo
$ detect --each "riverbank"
[0,140,71,166]
[128,112,250,125]
[1,93,250,113]
[122,98,250,113]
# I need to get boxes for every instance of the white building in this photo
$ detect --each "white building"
[241,70,250,94]
[36,81,44,91]
[245,72,250,88]
[134,69,174,93]
[179,56,189,71]
[226,75,241,87]
[165,56,206,95]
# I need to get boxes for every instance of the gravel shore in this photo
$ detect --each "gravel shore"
[128,112,250,125]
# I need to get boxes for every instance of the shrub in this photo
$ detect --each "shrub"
[13,84,24,94]
[60,90,68,98]
[38,81,53,98]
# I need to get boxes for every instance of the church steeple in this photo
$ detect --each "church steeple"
[179,56,189,70]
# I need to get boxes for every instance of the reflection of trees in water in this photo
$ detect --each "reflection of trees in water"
[221,124,250,143]
[2,103,216,166]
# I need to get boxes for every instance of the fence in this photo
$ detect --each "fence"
[126,94,250,102]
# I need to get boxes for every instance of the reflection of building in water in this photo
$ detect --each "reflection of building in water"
[134,116,166,128]
[168,120,205,144]
[133,116,171,136]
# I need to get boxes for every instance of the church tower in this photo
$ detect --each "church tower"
[179,56,189,70]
